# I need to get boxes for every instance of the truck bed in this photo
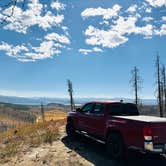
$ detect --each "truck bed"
[114,115,166,123]
[114,115,166,146]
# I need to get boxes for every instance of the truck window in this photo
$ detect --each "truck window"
[81,103,94,113]
[90,103,104,114]
[123,104,139,115]
[108,104,122,116]
[108,103,139,116]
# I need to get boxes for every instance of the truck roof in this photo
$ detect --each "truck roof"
[90,100,134,104]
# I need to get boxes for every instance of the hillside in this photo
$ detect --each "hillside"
[0,115,30,132]
[0,102,68,165]
[0,103,36,132]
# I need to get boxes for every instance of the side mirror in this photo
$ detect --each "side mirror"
[76,108,81,112]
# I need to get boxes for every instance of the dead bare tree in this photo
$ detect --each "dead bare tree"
[41,102,45,122]
[130,66,142,107]
[0,0,26,24]
[155,54,163,117]
[67,79,75,111]
[161,65,166,116]
[160,81,164,114]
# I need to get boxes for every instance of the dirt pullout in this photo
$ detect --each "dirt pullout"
[2,126,166,166]
[3,141,91,166]
[1,126,93,166]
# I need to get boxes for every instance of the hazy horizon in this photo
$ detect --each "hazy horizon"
[0,93,157,100]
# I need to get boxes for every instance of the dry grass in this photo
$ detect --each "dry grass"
[36,109,67,123]
[0,115,30,130]
[0,118,66,163]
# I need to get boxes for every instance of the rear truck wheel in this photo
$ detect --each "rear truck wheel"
[106,133,125,159]
[66,121,76,137]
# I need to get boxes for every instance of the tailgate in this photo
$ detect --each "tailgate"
[150,122,166,143]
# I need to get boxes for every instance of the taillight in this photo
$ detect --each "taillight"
[143,127,153,141]
[143,127,152,136]
[143,127,154,151]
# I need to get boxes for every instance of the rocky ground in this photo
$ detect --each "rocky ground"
[1,126,166,166]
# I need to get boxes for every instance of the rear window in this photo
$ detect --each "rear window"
[108,103,139,116]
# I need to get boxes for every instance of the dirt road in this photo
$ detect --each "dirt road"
[2,126,166,166]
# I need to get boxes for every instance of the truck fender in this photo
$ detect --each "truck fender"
[105,128,125,144]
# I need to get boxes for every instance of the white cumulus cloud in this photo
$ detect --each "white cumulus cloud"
[0,0,70,62]
[81,2,164,49]
[0,0,64,34]
[81,4,121,20]
[25,33,70,60]
[51,1,65,10]
[142,16,154,22]
[0,32,70,62]
[162,16,166,21]
[82,14,154,48]
[126,4,137,13]
[93,47,103,52]
[45,33,70,44]
[79,47,103,55]
[0,42,29,59]
[145,0,166,7]
[85,25,128,48]
[145,7,152,13]
[155,24,166,35]
[79,49,92,55]
[111,16,153,37]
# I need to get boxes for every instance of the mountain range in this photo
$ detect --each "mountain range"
[0,95,157,105]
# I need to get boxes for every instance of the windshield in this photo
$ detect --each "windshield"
[108,103,139,116]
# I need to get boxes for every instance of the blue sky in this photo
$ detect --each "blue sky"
[0,0,165,99]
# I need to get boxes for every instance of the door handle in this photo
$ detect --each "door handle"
[84,112,90,115]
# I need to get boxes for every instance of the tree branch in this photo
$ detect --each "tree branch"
[0,0,27,25]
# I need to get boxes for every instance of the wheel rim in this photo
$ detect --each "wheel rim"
[66,123,74,135]
[112,141,120,155]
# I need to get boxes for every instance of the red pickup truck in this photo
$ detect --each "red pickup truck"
[66,101,166,159]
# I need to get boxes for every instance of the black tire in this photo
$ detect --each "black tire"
[66,122,76,137]
[106,133,125,159]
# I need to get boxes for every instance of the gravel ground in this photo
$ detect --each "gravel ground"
[2,126,166,166]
